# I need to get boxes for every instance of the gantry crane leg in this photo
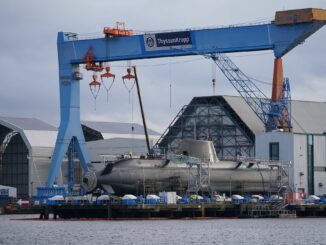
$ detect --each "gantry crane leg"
[46,61,90,187]
[268,58,292,132]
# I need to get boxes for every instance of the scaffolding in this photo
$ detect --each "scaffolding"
[168,153,211,195]
[237,156,292,194]
[156,96,255,160]
[186,161,210,195]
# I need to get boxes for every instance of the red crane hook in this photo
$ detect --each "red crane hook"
[100,66,116,103]
[122,67,136,103]
[89,74,101,90]
[122,68,135,81]
[101,66,116,80]
[89,74,101,109]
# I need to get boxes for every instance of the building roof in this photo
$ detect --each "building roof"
[23,130,58,148]
[291,100,326,134]
[0,116,57,148]
[81,121,160,136]
[0,117,56,131]
[222,95,326,135]
[0,117,160,149]
[223,96,265,134]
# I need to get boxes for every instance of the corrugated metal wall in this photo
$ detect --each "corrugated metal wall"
[0,134,29,198]
[313,135,326,195]
[30,147,58,196]
[293,134,308,193]
[30,147,83,196]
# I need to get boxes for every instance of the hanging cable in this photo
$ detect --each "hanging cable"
[122,60,136,104]
[100,63,116,103]
[32,158,42,187]
[109,57,204,68]
[95,51,272,69]
[169,84,172,108]
[211,60,217,95]
[169,59,172,108]
[89,72,101,110]
[247,75,272,85]
[131,84,134,156]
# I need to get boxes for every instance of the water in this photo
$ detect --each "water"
[0,215,326,245]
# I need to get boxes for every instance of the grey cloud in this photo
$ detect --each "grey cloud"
[1,0,326,133]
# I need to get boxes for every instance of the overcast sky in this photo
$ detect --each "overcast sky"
[1,0,326,133]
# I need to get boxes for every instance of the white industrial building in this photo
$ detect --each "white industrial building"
[255,100,326,196]
[82,121,160,141]
[157,96,326,196]
[0,117,160,197]
[0,117,58,197]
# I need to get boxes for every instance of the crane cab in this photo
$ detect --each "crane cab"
[103,22,133,38]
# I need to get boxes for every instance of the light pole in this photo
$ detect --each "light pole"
[229,175,232,197]
[142,167,145,197]
[30,181,34,196]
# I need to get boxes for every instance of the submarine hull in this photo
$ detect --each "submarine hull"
[84,158,283,195]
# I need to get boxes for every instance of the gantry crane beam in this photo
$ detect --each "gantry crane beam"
[47,8,326,187]
[60,19,324,64]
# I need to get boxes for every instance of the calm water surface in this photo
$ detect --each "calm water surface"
[0,215,326,244]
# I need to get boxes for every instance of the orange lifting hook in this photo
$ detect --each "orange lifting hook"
[122,67,136,104]
[89,74,101,89]
[101,66,116,80]
[84,48,104,72]
[100,66,116,103]
[85,62,103,72]
[89,74,101,110]
[122,68,135,81]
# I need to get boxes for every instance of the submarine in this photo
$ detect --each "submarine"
[82,140,287,195]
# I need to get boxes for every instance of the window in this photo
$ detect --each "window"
[314,166,326,172]
[298,188,305,194]
[269,142,279,161]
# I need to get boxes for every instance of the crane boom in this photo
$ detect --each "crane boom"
[211,54,291,131]
[211,54,269,125]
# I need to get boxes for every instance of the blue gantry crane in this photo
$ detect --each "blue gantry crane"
[47,8,326,190]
